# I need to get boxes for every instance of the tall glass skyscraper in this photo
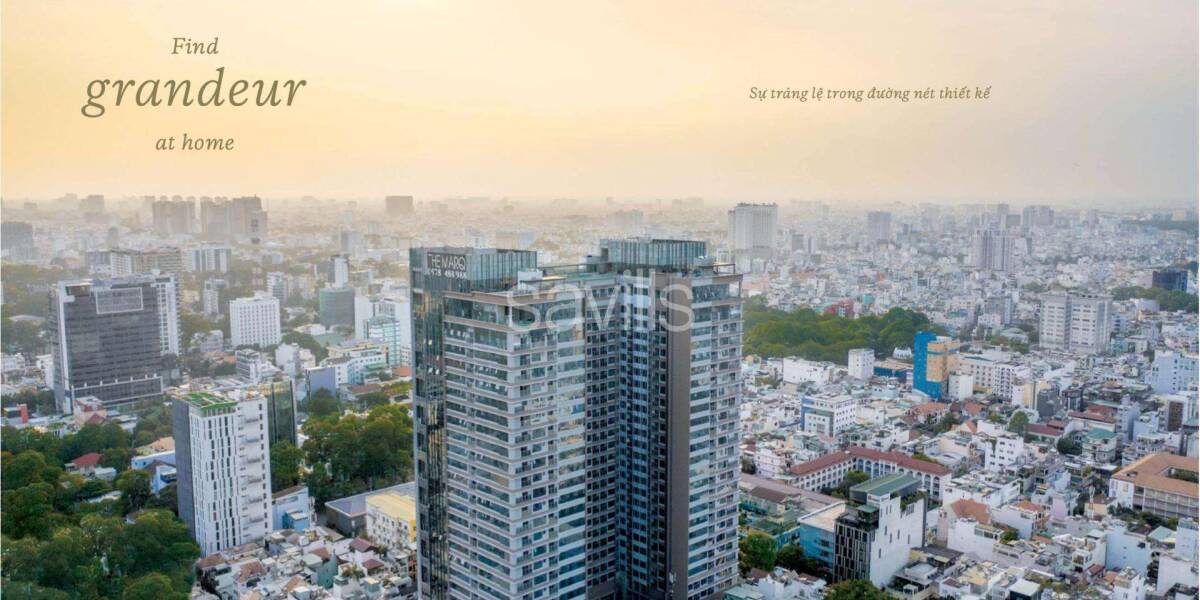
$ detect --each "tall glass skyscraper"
[411,239,743,600]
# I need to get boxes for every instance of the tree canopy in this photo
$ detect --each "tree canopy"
[825,579,891,600]
[1111,286,1198,313]
[738,530,777,575]
[302,403,414,507]
[1,425,199,599]
[744,298,943,362]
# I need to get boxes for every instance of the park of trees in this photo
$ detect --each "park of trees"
[743,297,943,363]
[1,424,197,599]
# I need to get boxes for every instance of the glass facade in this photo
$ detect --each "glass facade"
[412,239,743,600]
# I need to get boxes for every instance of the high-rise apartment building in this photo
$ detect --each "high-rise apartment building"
[866,211,892,243]
[727,203,778,257]
[109,247,184,276]
[202,278,229,317]
[330,254,351,287]
[50,275,176,413]
[172,390,272,556]
[151,197,196,235]
[230,292,282,348]
[185,242,232,273]
[199,196,268,244]
[1021,205,1055,229]
[386,195,415,216]
[1,221,35,253]
[913,331,960,399]
[411,239,743,600]
[1038,292,1112,355]
[266,272,292,303]
[150,275,182,356]
[971,229,1014,273]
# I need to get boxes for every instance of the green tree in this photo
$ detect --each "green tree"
[825,579,891,600]
[776,544,826,577]
[270,441,304,492]
[1007,411,1030,436]
[1,426,62,457]
[282,331,328,361]
[145,482,179,515]
[829,470,871,498]
[2,450,60,491]
[1056,436,1082,456]
[304,388,340,417]
[2,482,59,539]
[1,316,43,354]
[122,573,183,600]
[1001,527,1019,543]
[116,469,152,513]
[738,530,777,575]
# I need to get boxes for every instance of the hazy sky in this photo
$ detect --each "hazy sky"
[2,1,1196,206]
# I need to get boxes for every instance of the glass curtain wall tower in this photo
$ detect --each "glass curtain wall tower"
[411,239,743,600]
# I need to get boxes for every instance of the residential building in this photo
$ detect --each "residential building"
[366,490,417,554]
[1039,292,1112,355]
[186,243,232,273]
[202,278,228,317]
[1147,351,1198,394]
[173,390,272,556]
[230,292,282,348]
[110,247,184,276]
[848,348,874,381]
[971,229,1014,273]
[801,393,857,437]
[728,203,778,263]
[866,211,892,243]
[266,272,292,303]
[833,474,926,587]
[913,332,960,399]
[412,239,742,600]
[385,195,414,216]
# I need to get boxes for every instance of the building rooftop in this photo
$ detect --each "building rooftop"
[1112,453,1198,498]
[851,473,919,498]
[181,391,238,411]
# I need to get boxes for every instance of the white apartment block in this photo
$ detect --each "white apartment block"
[783,358,837,385]
[958,354,1018,398]
[186,243,232,273]
[266,272,292,303]
[801,393,857,436]
[151,275,181,356]
[1147,351,1198,394]
[847,348,874,380]
[1039,292,1112,355]
[365,490,416,554]
[172,390,272,556]
[983,433,1026,472]
[230,292,282,348]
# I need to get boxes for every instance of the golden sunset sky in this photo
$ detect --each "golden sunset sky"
[2,1,1196,205]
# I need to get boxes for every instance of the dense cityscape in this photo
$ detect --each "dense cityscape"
[0,195,1196,600]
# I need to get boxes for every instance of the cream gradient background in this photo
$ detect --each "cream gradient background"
[2,1,1196,204]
